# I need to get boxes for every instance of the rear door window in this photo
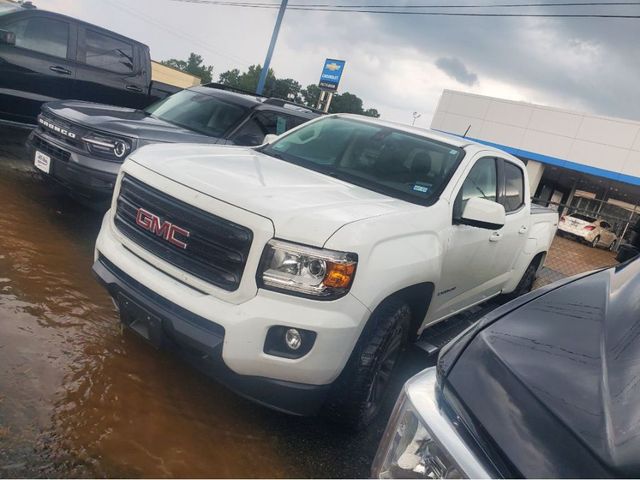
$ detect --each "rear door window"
[84,29,135,73]
[8,16,69,58]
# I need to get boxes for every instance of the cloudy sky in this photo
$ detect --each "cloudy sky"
[38,0,640,128]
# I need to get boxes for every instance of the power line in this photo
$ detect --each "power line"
[168,0,640,7]
[105,0,253,66]
[165,0,640,17]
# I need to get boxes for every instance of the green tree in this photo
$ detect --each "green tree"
[363,108,381,118]
[301,85,379,116]
[328,92,363,115]
[218,68,241,87]
[270,78,302,103]
[301,84,321,109]
[161,52,214,84]
[217,66,380,115]
[218,64,275,93]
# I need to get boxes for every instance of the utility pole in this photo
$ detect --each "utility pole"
[256,0,288,95]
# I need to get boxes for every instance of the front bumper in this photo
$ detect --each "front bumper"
[93,213,371,414]
[27,130,120,198]
[92,255,331,415]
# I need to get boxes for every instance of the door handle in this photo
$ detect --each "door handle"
[489,232,503,242]
[125,84,143,93]
[518,226,528,234]
[49,65,71,75]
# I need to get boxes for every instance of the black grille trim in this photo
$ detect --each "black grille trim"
[32,136,71,163]
[38,113,84,149]
[97,254,225,338]
[115,174,253,291]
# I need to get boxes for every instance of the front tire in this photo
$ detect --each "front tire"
[323,299,411,430]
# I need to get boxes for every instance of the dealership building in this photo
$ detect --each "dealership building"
[431,90,640,240]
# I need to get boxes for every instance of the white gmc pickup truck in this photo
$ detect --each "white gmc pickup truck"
[92,114,558,428]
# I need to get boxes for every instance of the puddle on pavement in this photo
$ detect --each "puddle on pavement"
[0,120,433,477]
[0,160,408,479]
[0,167,307,478]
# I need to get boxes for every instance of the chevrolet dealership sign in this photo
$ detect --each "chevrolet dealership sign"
[318,58,346,92]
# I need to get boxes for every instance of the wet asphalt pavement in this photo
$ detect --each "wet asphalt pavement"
[0,126,490,478]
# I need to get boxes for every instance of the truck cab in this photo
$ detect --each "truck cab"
[0,3,169,126]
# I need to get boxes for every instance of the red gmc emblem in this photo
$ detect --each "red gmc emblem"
[135,208,190,249]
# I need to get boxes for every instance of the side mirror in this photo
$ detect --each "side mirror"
[459,197,505,230]
[263,133,279,144]
[0,30,15,46]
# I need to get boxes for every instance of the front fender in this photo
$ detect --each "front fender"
[323,204,447,323]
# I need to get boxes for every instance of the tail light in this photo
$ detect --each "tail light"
[584,225,596,231]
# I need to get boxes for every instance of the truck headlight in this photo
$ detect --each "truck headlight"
[258,239,357,299]
[84,132,133,161]
[374,395,463,479]
[373,368,491,479]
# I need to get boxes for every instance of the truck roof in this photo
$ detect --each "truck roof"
[190,85,320,119]
[3,3,150,50]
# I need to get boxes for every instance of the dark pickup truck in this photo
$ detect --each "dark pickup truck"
[373,257,640,478]
[0,2,178,126]
[26,84,320,203]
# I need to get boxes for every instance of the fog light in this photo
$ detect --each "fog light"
[285,328,302,350]
[264,326,317,359]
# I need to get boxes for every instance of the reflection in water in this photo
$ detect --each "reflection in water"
[0,169,298,477]
[0,150,409,477]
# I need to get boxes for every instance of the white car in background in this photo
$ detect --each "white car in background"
[558,213,617,249]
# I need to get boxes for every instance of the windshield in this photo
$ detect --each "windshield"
[0,5,17,16]
[145,89,248,137]
[261,116,465,204]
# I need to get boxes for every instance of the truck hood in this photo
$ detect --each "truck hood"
[129,143,409,246]
[445,259,640,477]
[43,101,220,144]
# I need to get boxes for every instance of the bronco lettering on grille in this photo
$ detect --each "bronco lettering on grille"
[38,117,77,139]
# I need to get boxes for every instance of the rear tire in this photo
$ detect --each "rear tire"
[323,299,411,430]
[609,240,616,251]
[590,235,601,248]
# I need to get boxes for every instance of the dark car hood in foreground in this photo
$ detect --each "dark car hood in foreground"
[444,259,640,478]
[43,100,220,144]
